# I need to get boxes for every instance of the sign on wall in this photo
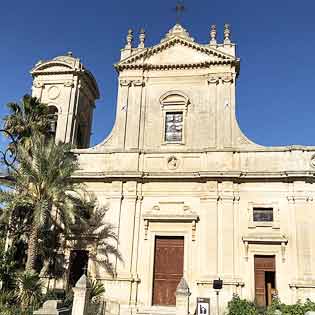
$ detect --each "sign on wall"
[197,298,210,315]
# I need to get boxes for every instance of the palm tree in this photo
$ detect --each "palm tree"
[3,94,50,151]
[69,199,123,277]
[0,134,83,272]
[17,271,42,310]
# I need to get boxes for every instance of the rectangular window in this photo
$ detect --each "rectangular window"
[165,112,183,142]
[253,207,273,222]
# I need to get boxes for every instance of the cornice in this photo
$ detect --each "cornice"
[76,145,315,155]
[72,170,315,181]
[115,59,239,72]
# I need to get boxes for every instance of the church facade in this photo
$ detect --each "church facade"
[30,23,315,314]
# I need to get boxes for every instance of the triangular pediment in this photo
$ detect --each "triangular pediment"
[116,36,236,70]
[147,42,222,65]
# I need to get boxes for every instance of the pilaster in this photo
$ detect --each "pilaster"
[218,181,235,278]
[125,80,145,150]
[199,181,219,278]
[288,182,314,280]
[117,80,131,148]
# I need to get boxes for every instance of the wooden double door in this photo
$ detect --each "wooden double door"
[152,236,184,306]
[254,255,276,307]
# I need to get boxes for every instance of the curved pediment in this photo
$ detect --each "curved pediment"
[31,60,75,74]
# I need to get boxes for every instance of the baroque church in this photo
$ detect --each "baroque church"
[30,23,315,314]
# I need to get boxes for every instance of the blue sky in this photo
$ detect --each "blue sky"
[0,0,315,147]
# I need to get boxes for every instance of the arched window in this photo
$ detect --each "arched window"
[47,106,58,136]
[159,91,190,144]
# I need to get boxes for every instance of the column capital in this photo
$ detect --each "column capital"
[120,80,132,87]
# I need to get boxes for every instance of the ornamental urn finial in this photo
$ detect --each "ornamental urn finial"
[210,25,217,45]
[125,29,133,49]
[224,23,231,44]
[138,28,146,48]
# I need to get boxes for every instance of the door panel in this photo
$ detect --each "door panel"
[254,256,276,307]
[152,237,184,306]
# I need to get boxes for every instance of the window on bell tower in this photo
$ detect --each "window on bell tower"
[47,105,58,138]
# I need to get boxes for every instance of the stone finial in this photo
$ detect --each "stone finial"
[224,24,231,44]
[138,28,146,48]
[210,25,217,45]
[176,277,190,296]
[176,277,189,315]
[67,51,73,57]
[75,274,91,288]
[71,274,92,315]
[125,29,133,49]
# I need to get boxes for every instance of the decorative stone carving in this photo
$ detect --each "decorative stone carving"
[224,24,231,44]
[138,28,146,48]
[33,80,44,88]
[207,76,219,84]
[210,25,217,45]
[120,80,131,87]
[222,74,233,83]
[125,29,133,49]
[133,80,144,87]
[162,23,194,43]
[167,156,180,170]
[47,85,60,100]
[64,80,73,87]
[310,154,315,168]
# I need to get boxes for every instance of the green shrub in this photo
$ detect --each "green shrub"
[266,297,315,315]
[227,294,258,315]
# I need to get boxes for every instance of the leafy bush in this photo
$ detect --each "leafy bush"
[227,294,258,315]
[266,297,315,315]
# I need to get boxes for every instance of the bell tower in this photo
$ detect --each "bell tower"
[30,52,100,148]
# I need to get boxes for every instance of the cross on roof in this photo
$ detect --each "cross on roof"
[175,1,185,24]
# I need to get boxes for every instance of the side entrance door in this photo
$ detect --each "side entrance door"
[254,255,276,307]
[152,236,184,306]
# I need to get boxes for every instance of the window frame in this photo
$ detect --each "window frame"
[163,110,184,144]
[248,202,280,229]
[159,90,190,145]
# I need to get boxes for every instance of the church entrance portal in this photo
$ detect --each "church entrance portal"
[68,250,89,288]
[254,255,276,307]
[152,236,184,305]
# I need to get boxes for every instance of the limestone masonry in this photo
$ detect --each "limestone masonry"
[31,23,315,314]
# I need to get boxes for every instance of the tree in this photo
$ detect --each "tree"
[3,95,50,151]
[0,134,83,272]
[69,199,123,277]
